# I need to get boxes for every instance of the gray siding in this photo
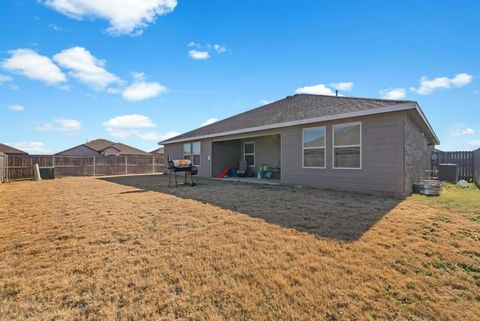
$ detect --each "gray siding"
[164,140,212,177]
[239,135,281,169]
[472,148,480,187]
[281,112,405,194]
[164,110,435,194]
[57,145,99,157]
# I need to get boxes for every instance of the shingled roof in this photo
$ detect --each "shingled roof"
[161,94,437,144]
[57,139,150,156]
[0,143,28,155]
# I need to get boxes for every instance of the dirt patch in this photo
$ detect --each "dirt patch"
[0,176,479,320]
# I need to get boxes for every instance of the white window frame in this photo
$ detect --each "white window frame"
[243,142,255,167]
[302,126,326,169]
[332,121,362,170]
[192,141,201,167]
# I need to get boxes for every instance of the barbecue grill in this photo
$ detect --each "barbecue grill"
[166,159,198,187]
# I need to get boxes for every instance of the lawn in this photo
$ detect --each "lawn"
[0,176,479,320]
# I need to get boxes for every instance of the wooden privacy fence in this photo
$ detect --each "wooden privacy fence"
[436,151,474,181]
[0,153,6,183]
[6,155,165,181]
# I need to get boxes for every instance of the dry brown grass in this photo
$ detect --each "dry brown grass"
[0,176,479,321]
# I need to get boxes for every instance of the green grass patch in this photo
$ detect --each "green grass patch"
[414,183,480,212]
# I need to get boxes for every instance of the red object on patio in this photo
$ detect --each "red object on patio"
[216,167,231,178]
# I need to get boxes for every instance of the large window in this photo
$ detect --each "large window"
[183,142,201,166]
[303,127,325,168]
[192,142,201,166]
[183,143,191,160]
[244,142,255,166]
[333,122,361,169]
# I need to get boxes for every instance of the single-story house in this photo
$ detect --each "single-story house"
[160,94,439,195]
[56,139,150,156]
[0,143,28,156]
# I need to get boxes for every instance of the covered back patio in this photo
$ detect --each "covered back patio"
[211,133,281,183]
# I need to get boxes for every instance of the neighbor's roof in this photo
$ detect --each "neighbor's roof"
[161,94,439,145]
[58,139,150,156]
[150,147,164,154]
[0,143,28,155]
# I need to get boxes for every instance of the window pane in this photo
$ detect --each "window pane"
[183,143,191,153]
[192,142,201,154]
[304,148,325,167]
[193,155,200,166]
[334,124,360,146]
[245,154,255,166]
[304,128,325,148]
[244,143,254,154]
[183,155,191,160]
[334,147,360,168]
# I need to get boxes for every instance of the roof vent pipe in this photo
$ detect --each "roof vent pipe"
[335,90,338,96]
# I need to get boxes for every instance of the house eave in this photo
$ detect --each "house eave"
[161,102,438,145]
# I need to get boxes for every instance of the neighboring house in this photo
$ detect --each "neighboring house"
[150,147,164,155]
[160,94,439,195]
[56,139,151,156]
[0,143,28,156]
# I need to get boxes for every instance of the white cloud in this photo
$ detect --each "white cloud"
[43,0,177,35]
[379,88,407,100]
[37,118,82,133]
[103,114,174,141]
[260,99,272,105]
[2,49,66,85]
[188,50,210,60]
[187,43,227,59]
[450,128,475,137]
[8,104,25,111]
[331,82,354,91]
[200,118,217,126]
[8,142,48,154]
[295,84,335,95]
[122,72,167,101]
[410,73,473,95]
[104,114,155,129]
[53,47,121,90]
[468,140,480,147]
[213,44,227,54]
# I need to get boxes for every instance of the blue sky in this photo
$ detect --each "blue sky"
[0,0,479,154]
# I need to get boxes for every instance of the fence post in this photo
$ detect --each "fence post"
[93,156,96,176]
[125,157,128,175]
[6,154,8,182]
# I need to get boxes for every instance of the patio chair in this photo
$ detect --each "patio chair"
[236,159,247,177]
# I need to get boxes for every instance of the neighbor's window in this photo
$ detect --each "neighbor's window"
[244,142,255,166]
[333,122,361,168]
[303,127,325,168]
[192,142,201,166]
[183,143,191,160]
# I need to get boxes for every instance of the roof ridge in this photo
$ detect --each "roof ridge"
[295,93,416,103]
